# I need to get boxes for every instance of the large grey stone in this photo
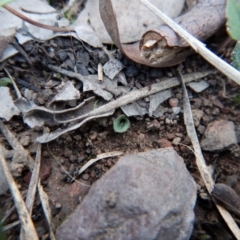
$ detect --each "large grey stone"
[56,148,197,240]
[201,120,238,151]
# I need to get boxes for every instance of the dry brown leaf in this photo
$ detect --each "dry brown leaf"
[0,32,15,59]
[84,0,184,43]
[99,0,226,67]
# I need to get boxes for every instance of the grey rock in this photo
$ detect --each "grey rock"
[187,80,209,93]
[192,109,204,127]
[201,120,238,151]
[56,148,197,240]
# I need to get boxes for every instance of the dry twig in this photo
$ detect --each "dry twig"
[177,65,240,240]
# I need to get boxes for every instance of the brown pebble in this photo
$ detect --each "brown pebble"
[158,138,172,148]
[169,98,179,107]
[82,173,90,181]
[166,133,175,140]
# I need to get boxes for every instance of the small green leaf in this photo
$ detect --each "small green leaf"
[113,115,130,133]
[0,0,13,7]
[0,77,12,87]
[226,0,240,41]
[232,41,240,70]
[0,219,6,240]
[232,93,240,105]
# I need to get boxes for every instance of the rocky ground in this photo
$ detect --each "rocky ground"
[0,21,240,240]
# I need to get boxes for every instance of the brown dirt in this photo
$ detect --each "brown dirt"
[0,33,240,240]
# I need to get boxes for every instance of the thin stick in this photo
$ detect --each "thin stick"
[139,0,240,86]
[3,5,74,32]
[177,65,240,240]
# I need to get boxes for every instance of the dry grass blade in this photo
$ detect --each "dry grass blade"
[0,145,39,239]
[3,5,74,32]
[37,182,56,240]
[177,65,240,240]
[20,143,41,238]
[78,151,123,176]
[139,0,240,86]
[25,144,41,213]
[0,120,54,238]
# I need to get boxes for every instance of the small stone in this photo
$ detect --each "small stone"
[202,98,213,107]
[146,119,160,130]
[175,133,183,138]
[69,155,76,163]
[166,133,175,140]
[19,135,31,146]
[212,99,224,109]
[64,149,72,158]
[192,109,204,127]
[37,97,45,105]
[201,120,238,151]
[187,80,209,93]
[89,131,97,140]
[172,137,181,145]
[165,118,171,125]
[158,138,172,148]
[124,66,138,77]
[81,173,90,181]
[58,51,68,61]
[191,98,202,109]
[197,125,206,134]
[144,97,150,103]
[169,98,179,107]
[175,93,182,100]
[211,107,220,116]
[166,71,173,77]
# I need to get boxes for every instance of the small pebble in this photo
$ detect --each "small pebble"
[89,131,98,140]
[69,155,76,162]
[158,138,172,148]
[82,173,90,181]
[166,71,173,77]
[165,118,171,125]
[124,66,138,77]
[166,133,175,140]
[169,98,179,107]
[144,97,150,103]
[172,137,181,145]
[197,125,206,134]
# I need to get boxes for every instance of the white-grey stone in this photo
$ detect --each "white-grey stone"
[56,148,197,240]
[187,80,209,93]
[201,120,238,151]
